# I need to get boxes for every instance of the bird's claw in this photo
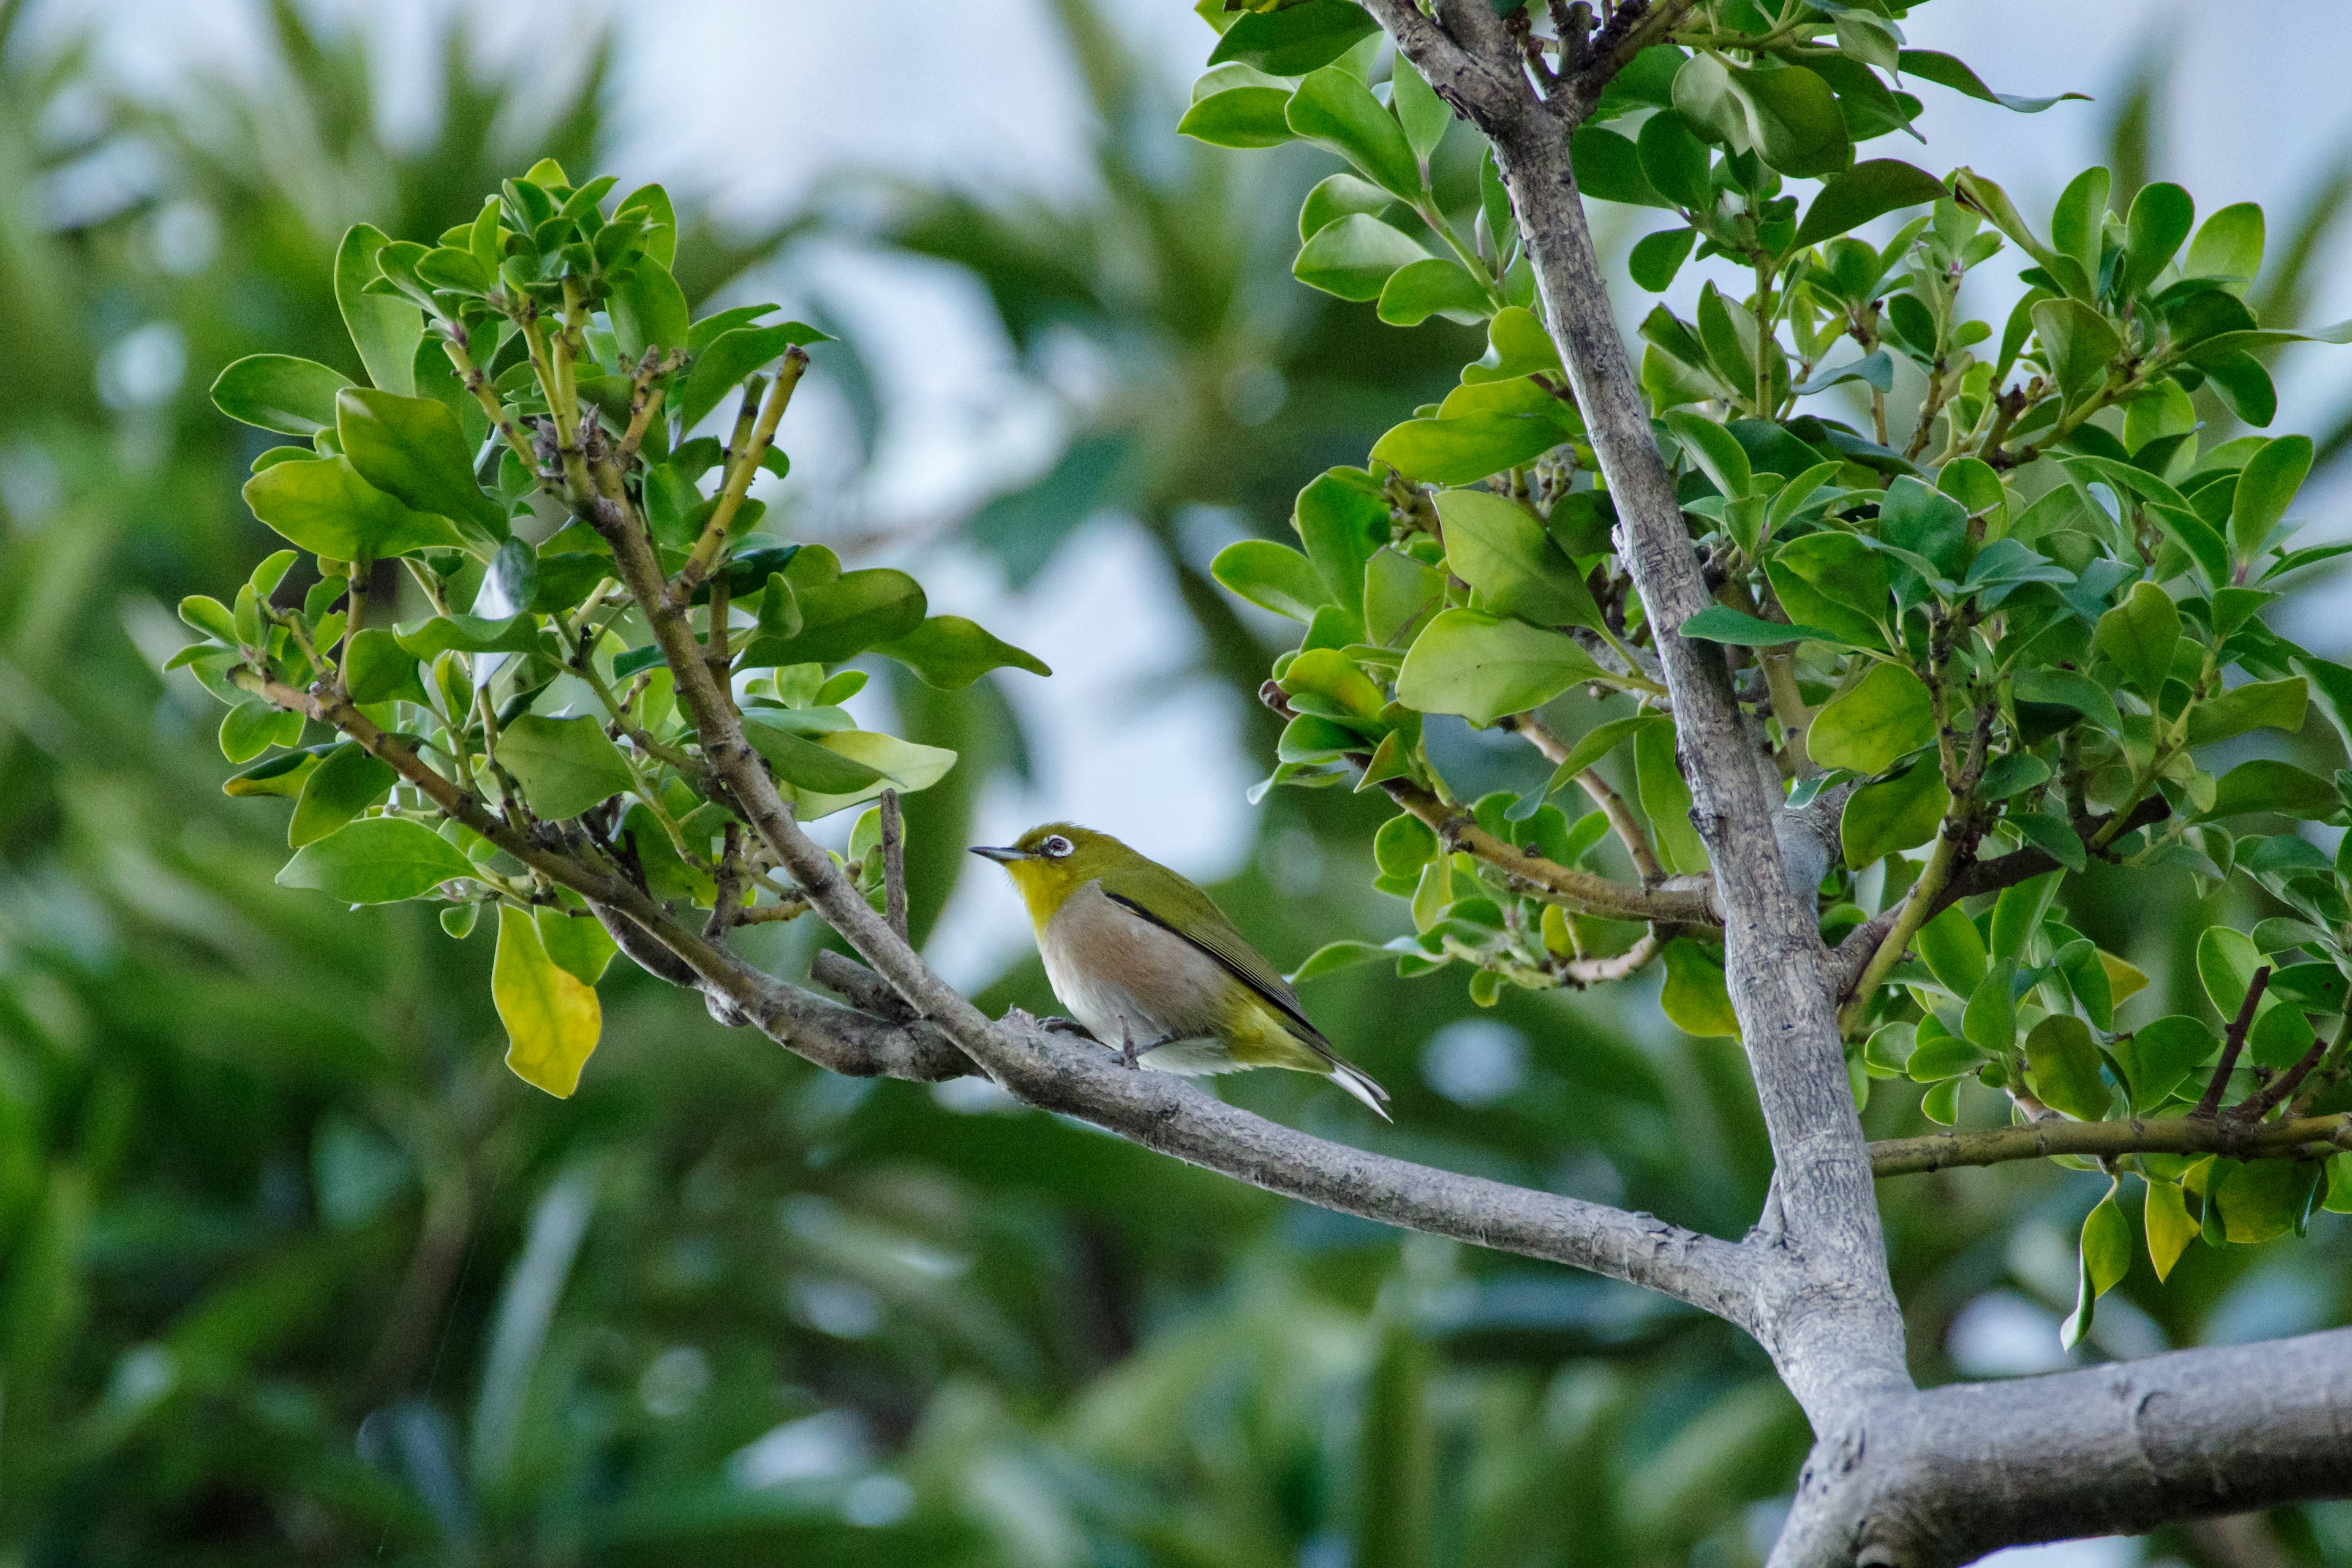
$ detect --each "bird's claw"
[1039,1014,1101,1043]
[1119,1020,1140,1071]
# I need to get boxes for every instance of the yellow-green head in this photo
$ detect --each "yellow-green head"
[968,822,1131,927]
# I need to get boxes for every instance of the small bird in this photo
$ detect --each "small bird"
[972,823,1390,1118]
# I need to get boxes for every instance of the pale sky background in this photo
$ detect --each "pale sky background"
[43,5,2352,1556]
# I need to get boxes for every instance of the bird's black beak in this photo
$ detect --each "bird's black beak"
[969,845,1030,864]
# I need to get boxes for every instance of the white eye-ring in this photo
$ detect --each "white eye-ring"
[1040,835,1074,858]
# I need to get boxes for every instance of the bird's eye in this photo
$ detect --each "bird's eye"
[1041,835,1072,858]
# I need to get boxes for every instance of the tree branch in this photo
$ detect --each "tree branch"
[1469,47,1908,1423]
[1770,1329,2352,1568]
[1868,1111,2352,1178]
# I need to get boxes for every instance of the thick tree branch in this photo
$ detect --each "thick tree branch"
[1770,1329,2352,1568]
[1459,48,1907,1422]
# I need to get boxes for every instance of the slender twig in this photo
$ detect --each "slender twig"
[1869,1110,2352,1178]
[1500,712,1665,883]
[880,788,908,943]
[2193,965,2271,1120]
[676,349,809,598]
[2232,1026,2331,1125]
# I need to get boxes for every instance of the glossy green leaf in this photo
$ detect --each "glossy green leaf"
[243,455,467,561]
[223,748,320,799]
[676,321,827,434]
[2115,1014,2216,1112]
[344,627,429,704]
[1627,227,1698,293]
[1570,126,1668,209]
[1635,109,1711,209]
[2032,298,2121,405]
[2120,182,2194,300]
[1370,410,1572,485]
[1297,473,1388,623]
[741,717,890,794]
[2094,580,2180,697]
[2144,1178,2196,1281]
[2228,434,2313,564]
[1434,489,1601,630]
[288,742,396,848]
[1286,64,1420,199]
[1294,213,1427,301]
[537,908,618,987]
[1298,172,1393,242]
[607,257,690,358]
[2217,1159,2304,1244]
[2060,1186,2130,1349]
[337,388,505,532]
[1207,0,1378,75]
[1793,160,1946,249]
[1840,758,1947,868]
[787,731,957,820]
[1395,609,1607,726]
[335,223,421,397]
[1363,548,1443,646]
[875,616,1050,689]
[2182,201,2264,284]
[2207,758,2342,820]
[1678,604,1860,649]
[1390,56,1449,162]
[1633,720,1707,875]
[1660,937,1739,1038]
[1663,410,1752,499]
[494,904,601,1098]
[2026,1014,2108,1120]
[2186,676,2308,748]
[737,568,925,666]
[1376,258,1490,326]
[1178,86,1296,149]
[1962,957,2018,1055]
[1215,540,1330,622]
[1901,50,2087,115]
[1916,903,1988,996]
[2011,668,2122,734]
[496,714,636,820]
[1806,663,1934,775]
[393,613,545,658]
[211,355,356,437]
[276,816,473,903]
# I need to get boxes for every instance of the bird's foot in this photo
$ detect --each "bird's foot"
[1119,1020,1140,1070]
[1039,1015,1101,1044]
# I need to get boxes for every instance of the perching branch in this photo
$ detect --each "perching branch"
[1868,1110,2352,1178]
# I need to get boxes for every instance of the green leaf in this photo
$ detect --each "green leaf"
[211,355,355,437]
[2229,434,2313,565]
[2094,580,2180,697]
[2032,298,2122,405]
[288,742,397,848]
[2052,937,2113,1029]
[1287,64,1420,199]
[2217,1159,2305,1245]
[1370,409,1574,484]
[1207,0,1378,75]
[2026,1014,2109,1120]
[607,258,690,358]
[1678,604,1858,649]
[1570,126,1668,208]
[874,616,1051,689]
[1390,56,1450,162]
[2144,1178,2196,1282]
[737,569,925,666]
[2203,351,2278,429]
[243,456,466,561]
[1898,50,2088,115]
[1288,940,1399,984]
[224,748,321,799]
[676,321,827,434]
[494,905,601,1098]
[787,731,957,820]
[2208,759,2342,821]
[496,714,636,820]
[1793,160,1947,249]
[1627,228,1698,293]
[537,907,618,987]
[2183,201,2264,284]
[1373,813,1439,878]
[1806,663,1934,775]
[1963,957,2019,1055]
[344,627,429,704]
[1660,937,1739,1038]
[393,613,545,658]
[2049,167,2111,298]
[1434,489,1602,630]
[2185,676,2307,748]
[1767,533,1890,647]
[1281,647,1386,718]
[2120,182,2194,300]
[1673,55,1850,178]
[335,224,422,397]
[2011,668,2123,734]
[1178,86,1297,149]
[2060,1185,2130,1349]
[2013,811,2088,873]
[1297,473,1389,623]
[1841,760,1947,869]
[1461,306,1562,384]
[741,717,890,794]
[1294,214,1427,301]
[1989,871,2064,960]
[2115,1015,2217,1112]
[277,816,473,903]
[2145,502,2231,590]
[1916,903,1988,995]
[1635,109,1711,210]
[1395,609,1607,726]
[1524,714,1665,812]
[1634,720,1707,875]
[337,388,505,533]
[1376,258,1491,326]
[1213,540,1331,622]
[1663,410,1752,499]
[1298,172,1393,241]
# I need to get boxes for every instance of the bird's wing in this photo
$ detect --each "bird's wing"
[1098,886,1333,1055]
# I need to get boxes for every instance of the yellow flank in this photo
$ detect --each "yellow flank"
[1218,989,1330,1071]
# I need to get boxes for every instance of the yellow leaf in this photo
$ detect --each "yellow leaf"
[1660,937,1740,1039]
[2098,949,2149,1007]
[2144,1177,2197,1283]
[494,905,601,1098]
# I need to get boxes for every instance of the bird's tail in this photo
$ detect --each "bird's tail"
[1327,1058,1392,1121]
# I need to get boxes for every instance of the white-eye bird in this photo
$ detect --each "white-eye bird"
[972,823,1391,1118]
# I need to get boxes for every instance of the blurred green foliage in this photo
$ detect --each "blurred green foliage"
[0,1,2348,1564]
